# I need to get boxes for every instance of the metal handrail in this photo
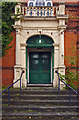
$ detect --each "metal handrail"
[2,70,25,105]
[55,70,78,105]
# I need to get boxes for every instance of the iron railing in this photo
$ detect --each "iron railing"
[2,70,25,105]
[55,70,78,105]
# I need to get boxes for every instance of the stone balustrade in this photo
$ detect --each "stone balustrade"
[21,6,59,16]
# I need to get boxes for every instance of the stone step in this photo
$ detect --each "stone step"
[2,105,78,112]
[25,86,55,90]
[2,99,78,106]
[2,112,78,118]
[27,84,53,87]
[2,94,77,100]
[3,89,76,95]
[2,116,78,120]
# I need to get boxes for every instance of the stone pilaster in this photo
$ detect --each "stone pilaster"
[20,43,27,87]
[14,29,21,88]
[53,44,59,87]
[58,27,66,89]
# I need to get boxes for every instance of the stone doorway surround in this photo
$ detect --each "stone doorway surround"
[13,2,68,89]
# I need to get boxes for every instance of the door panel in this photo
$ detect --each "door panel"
[29,53,39,84]
[29,52,51,84]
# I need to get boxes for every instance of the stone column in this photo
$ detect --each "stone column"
[14,29,21,88]
[53,44,59,87]
[59,29,65,66]
[57,2,67,89]
[20,43,27,87]
[58,28,65,89]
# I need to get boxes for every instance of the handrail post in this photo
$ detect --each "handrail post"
[69,88,71,105]
[58,78,60,94]
[8,88,10,105]
[20,70,25,94]
[20,77,21,94]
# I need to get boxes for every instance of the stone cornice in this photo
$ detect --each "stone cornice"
[13,25,22,29]
[23,16,57,21]
[14,65,21,68]
[56,15,69,20]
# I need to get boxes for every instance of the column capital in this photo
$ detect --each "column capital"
[57,25,67,31]
[20,43,27,46]
[53,43,59,47]
[20,43,28,50]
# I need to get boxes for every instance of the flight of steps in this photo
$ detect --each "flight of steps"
[2,84,79,120]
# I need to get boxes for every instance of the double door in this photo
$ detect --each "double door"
[29,52,51,84]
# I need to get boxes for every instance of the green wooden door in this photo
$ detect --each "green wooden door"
[29,52,51,84]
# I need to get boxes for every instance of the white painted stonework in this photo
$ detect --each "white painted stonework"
[13,2,68,89]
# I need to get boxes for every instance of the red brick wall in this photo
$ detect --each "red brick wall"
[64,30,77,67]
[64,3,79,87]
[2,31,16,87]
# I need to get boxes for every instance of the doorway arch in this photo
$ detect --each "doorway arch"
[26,35,54,84]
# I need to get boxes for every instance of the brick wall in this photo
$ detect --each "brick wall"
[2,31,16,87]
[64,3,79,87]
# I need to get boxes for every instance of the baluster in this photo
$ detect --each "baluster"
[35,7,37,16]
[27,7,29,16]
[42,7,44,16]
[49,7,51,16]
[50,7,52,16]
[51,7,54,16]
[45,8,47,16]
[29,7,30,16]
[52,7,54,16]
[32,7,34,16]
[39,7,41,16]
[44,8,46,16]
[34,7,36,16]
[47,8,49,16]
[30,7,32,16]
[41,8,42,16]
[37,8,39,16]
